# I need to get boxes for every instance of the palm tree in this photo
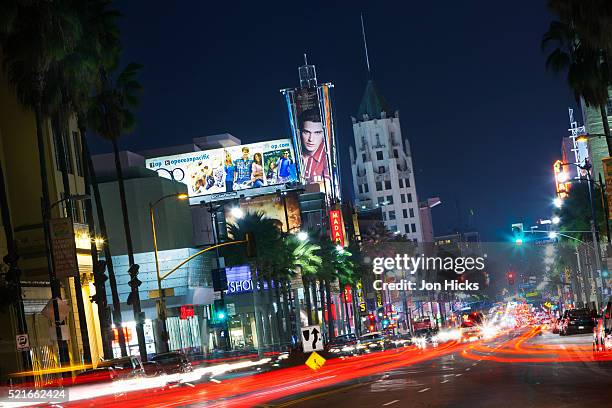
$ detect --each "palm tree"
[88,62,145,360]
[63,0,126,359]
[225,211,283,353]
[281,236,321,330]
[1,0,84,365]
[542,11,612,154]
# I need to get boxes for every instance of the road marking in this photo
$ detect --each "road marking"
[455,374,462,377]
[418,388,431,393]
[472,363,477,366]
[383,400,400,406]
[271,381,368,407]
[210,378,221,384]
[465,368,471,371]
[441,379,450,384]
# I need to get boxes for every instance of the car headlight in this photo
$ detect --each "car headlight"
[368,343,378,348]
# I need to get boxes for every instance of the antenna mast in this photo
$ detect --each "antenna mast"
[361,13,371,77]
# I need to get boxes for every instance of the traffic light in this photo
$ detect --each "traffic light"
[507,271,515,285]
[511,223,524,245]
[126,264,141,306]
[245,232,256,258]
[212,268,228,291]
[367,313,376,331]
[93,260,108,283]
[214,299,227,321]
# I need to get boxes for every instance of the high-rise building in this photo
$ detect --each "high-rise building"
[349,80,423,241]
[580,95,612,181]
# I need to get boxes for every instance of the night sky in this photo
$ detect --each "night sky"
[89,1,576,241]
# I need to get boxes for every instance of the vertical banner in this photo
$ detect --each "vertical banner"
[283,84,340,203]
[602,157,612,220]
[49,217,78,279]
[329,209,345,246]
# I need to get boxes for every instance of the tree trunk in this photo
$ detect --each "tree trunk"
[265,277,278,349]
[600,105,612,157]
[34,90,70,365]
[302,275,313,325]
[80,128,114,359]
[52,114,91,364]
[318,279,326,334]
[83,134,127,357]
[325,280,335,339]
[111,137,147,361]
[312,280,320,324]
[0,159,32,371]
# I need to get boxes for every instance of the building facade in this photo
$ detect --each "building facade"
[0,67,104,380]
[350,80,423,241]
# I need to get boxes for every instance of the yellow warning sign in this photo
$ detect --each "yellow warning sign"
[305,351,326,371]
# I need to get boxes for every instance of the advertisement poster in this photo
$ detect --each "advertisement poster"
[145,139,298,204]
[224,192,301,234]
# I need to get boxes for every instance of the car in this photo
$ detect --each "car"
[594,301,612,351]
[358,332,391,352]
[142,361,163,377]
[326,333,359,356]
[96,355,145,380]
[72,367,118,385]
[150,351,193,374]
[560,308,595,335]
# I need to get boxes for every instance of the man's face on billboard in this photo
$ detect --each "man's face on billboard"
[301,121,324,154]
[242,149,249,160]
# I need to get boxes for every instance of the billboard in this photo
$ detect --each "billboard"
[329,209,346,247]
[224,192,301,234]
[283,84,340,202]
[145,139,299,204]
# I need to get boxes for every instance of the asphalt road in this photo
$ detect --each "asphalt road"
[263,332,612,408]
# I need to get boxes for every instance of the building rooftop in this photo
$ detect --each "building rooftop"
[357,80,391,121]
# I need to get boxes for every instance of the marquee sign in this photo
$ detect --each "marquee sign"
[329,210,345,247]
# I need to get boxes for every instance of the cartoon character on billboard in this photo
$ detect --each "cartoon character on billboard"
[234,146,253,190]
[299,108,329,183]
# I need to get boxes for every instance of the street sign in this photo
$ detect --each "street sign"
[42,298,70,322]
[148,288,175,299]
[301,325,323,352]
[49,217,78,279]
[305,351,326,371]
[16,334,30,351]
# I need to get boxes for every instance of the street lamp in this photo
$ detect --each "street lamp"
[552,216,560,225]
[297,231,308,242]
[553,197,563,208]
[150,192,189,352]
[230,207,244,219]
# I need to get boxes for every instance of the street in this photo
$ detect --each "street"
[264,331,612,408]
[43,328,612,407]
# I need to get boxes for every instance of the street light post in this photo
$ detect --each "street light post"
[150,192,188,353]
[46,194,91,366]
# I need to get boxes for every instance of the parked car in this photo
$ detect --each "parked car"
[150,351,193,374]
[96,355,145,380]
[142,361,163,377]
[594,301,612,351]
[72,367,118,385]
[560,308,595,335]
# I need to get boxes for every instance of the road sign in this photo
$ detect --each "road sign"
[42,298,70,322]
[16,334,29,351]
[49,217,78,279]
[301,325,323,352]
[148,288,175,299]
[305,351,326,371]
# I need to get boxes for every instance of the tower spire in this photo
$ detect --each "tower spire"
[361,13,371,77]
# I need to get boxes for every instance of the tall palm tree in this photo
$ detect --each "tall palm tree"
[1,0,84,365]
[88,62,145,360]
[63,0,126,359]
[225,212,283,353]
[281,236,321,331]
[542,14,612,154]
